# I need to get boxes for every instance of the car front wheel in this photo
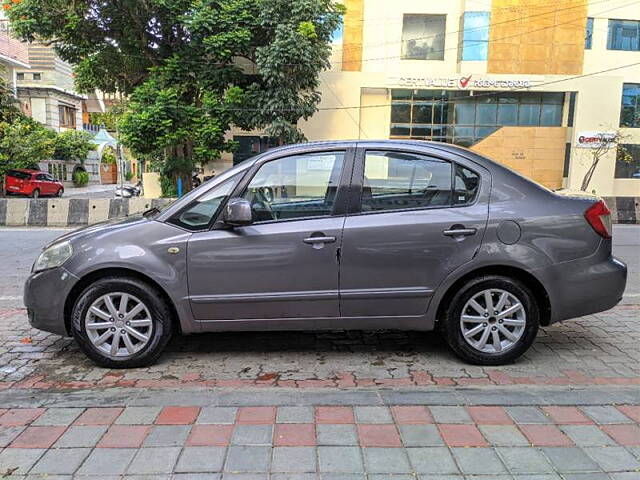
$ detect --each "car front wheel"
[71,277,173,368]
[443,275,539,365]
[31,189,40,199]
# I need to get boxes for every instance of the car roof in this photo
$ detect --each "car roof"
[258,139,470,153]
[10,169,41,174]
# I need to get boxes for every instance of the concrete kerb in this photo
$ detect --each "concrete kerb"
[0,197,637,227]
[1,386,640,409]
[0,197,174,227]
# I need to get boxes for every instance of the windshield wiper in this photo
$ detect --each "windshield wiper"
[143,206,161,218]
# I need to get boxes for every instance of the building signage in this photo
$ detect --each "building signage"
[575,131,618,148]
[387,74,533,90]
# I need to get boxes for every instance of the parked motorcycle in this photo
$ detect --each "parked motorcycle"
[115,180,142,198]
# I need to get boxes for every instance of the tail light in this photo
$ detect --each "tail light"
[584,200,612,238]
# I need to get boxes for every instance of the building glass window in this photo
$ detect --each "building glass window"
[620,83,640,128]
[585,17,594,49]
[402,14,446,61]
[461,12,490,61]
[607,19,640,51]
[390,90,564,146]
[58,105,77,128]
[16,72,24,81]
[615,144,640,179]
[32,73,41,81]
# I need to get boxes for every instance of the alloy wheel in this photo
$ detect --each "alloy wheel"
[459,288,526,354]
[85,292,153,358]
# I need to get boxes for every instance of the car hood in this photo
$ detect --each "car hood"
[44,214,151,249]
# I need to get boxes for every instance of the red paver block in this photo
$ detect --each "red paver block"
[156,406,201,425]
[9,426,66,448]
[616,405,640,423]
[601,424,640,446]
[391,406,433,424]
[236,407,276,424]
[467,406,513,425]
[542,406,593,425]
[438,424,488,447]
[97,425,150,448]
[0,408,45,426]
[187,424,234,446]
[519,424,574,446]
[316,406,354,424]
[274,424,315,446]
[357,424,401,447]
[75,408,123,426]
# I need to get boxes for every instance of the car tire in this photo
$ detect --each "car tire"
[442,275,539,365]
[71,276,173,368]
[57,188,64,197]
[32,189,40,199]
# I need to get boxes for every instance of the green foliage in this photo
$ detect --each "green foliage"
[72,169,89,187]
[0,116,56,180]
[160,174,178,198]
[53,130,95,163]
[125,171,134,181]
[89,111,120,131]
[101,147,116,164]
[7,0,344,191]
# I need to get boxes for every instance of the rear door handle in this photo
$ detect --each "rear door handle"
[443,228,477,237]
[303,236,337,245]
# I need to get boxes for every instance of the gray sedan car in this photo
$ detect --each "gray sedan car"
[24,141,627,368]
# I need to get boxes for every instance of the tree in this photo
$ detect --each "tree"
[579,131,629,192]
[53,130,96,163]
[7,0,344,191]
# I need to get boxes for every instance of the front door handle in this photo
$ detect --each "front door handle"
[443,227,477,237]
[303,236,337,245]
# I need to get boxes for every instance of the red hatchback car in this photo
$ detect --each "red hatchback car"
[5,169,64,198]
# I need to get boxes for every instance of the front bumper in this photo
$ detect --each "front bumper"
[24,267,79,337]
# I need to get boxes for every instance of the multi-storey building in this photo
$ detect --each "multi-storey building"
[223,0,639,203]
[14,43,85,132]
[0,14,29,95]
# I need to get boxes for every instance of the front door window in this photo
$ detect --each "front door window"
[241,152,345,222]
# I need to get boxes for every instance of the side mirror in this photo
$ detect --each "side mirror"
[224,197,253,227]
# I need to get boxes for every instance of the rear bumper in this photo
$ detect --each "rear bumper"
[544,254,627,324]
[24,267,79,337]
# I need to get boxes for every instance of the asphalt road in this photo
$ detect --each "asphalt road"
[0,225,638,304]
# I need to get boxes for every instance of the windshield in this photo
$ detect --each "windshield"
[156,160,252,224]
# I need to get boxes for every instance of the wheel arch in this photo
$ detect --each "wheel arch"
[435,265,552,326]
[63,267,181,336]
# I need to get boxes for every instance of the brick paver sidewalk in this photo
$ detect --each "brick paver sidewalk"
[0,389,639,478]
[1,305,639,390]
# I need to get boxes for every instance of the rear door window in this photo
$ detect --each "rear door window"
[360,151,453,212]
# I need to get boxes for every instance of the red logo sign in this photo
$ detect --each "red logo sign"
[459,75,473,88]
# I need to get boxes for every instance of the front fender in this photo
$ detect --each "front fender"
[63,220,196,333]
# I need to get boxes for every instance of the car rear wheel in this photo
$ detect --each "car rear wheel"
[71,277,173,368]
[31,189,40,199]
[442,275,539,365]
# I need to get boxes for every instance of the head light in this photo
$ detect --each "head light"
[33,241,73,272]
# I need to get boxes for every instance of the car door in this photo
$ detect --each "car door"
[43,174,57,195]
[33,174,48,195]
[339,147,489,318]
[185,148,353,322]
